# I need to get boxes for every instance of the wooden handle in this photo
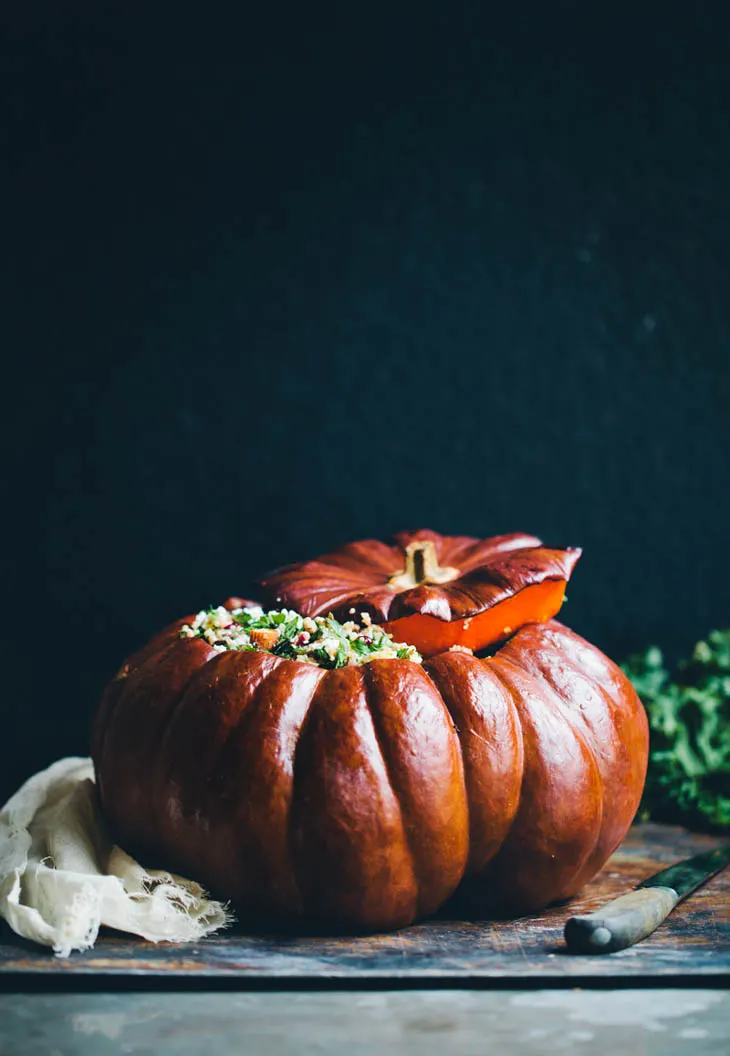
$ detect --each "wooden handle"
[564,886,680,953]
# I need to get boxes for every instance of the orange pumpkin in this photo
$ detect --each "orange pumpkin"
[92,531,648,933]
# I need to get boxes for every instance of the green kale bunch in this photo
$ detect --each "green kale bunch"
[622,630,730,831]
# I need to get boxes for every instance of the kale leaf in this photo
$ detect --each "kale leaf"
[622,629,730,831]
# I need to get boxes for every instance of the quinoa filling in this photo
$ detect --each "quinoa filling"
[180,606,422,669]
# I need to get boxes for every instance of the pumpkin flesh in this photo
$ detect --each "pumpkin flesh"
[383,578,567,657]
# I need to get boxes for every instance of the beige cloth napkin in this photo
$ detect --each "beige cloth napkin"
[0,757,232,957]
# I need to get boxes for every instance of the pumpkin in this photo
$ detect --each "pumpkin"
[258,529,581,657]
[92,532,649,933]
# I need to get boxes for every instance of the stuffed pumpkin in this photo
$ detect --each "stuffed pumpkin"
[92,530,648,932]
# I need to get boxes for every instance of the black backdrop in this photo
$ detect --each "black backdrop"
[2,3,729,803]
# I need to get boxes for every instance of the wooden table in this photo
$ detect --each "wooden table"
[1,823,728,987]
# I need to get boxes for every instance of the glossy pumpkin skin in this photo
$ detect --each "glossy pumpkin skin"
[258,529,582,657]
[92,615,648,932]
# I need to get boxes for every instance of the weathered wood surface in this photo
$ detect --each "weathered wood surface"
[1,824,728,982]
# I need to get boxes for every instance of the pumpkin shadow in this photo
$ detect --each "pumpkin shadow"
[222,887,576,942]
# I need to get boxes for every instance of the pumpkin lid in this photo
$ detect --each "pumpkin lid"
[258,529,581,625]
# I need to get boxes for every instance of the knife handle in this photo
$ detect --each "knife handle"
[564,886,679,953]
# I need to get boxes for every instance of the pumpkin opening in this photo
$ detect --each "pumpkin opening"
[180,605,422,668]
[383,579,567,658]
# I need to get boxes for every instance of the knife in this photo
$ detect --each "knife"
[564,844,730,954]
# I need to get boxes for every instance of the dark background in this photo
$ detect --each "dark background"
[2,3,729,803]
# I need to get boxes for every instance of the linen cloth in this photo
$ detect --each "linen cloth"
[0,757,231,957]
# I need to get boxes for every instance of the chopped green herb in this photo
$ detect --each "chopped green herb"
[180,605,422,670]
[271,638,298,660]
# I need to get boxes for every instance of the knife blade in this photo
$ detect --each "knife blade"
[564,843,730,954]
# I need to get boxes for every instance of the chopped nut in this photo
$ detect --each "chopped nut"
[323,640,340,661]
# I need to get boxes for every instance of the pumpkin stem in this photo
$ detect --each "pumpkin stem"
[388,540,460,591]
[412,545,429,584]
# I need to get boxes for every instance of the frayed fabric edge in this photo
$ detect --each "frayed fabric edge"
[0,757,234,956]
